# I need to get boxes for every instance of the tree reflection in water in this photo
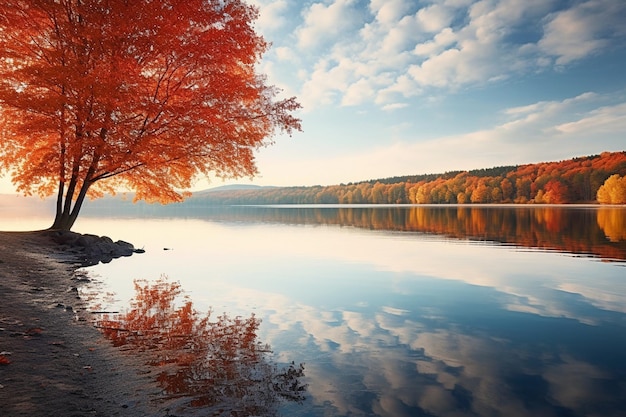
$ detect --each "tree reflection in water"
[96,277,307,415]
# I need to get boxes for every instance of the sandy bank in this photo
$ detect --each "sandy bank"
[0,231,164,417]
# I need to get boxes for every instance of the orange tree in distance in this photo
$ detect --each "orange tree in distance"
[0,0,301,230]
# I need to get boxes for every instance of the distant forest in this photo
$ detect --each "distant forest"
[192,151,626,205]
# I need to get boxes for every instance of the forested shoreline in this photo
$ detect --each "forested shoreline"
[193,151,626,205]
[3,152,625,210]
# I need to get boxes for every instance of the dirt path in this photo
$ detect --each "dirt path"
[0,231,164,417]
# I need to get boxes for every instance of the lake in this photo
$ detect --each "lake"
[3,204,626,416]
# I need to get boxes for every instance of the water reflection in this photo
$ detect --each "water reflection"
[95,278,307,415]
[597,208,626,242]
[264,276,626,416]
[74,207,626,417]
[82,205,626,261]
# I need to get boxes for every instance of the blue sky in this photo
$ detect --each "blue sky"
[236,0,626,188]
[1,0,625,194]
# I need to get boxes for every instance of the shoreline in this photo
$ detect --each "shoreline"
[0,231,162,416]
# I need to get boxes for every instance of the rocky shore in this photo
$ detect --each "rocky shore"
[45,230,145,266]
[0,230,163,417]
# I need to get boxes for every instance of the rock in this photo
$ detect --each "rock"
[46,231,143,266]
[49,230,81,245]
[114,240,135,256]
[76,234,100,248]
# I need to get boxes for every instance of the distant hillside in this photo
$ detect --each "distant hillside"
[193,184,274,195]
[188,151,626,205]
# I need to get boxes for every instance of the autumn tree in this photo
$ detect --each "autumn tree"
[597,174,626,204]
[0,0,301,230]
[470,179,490,203]
[543,179,569,204]
[500,178,514,202]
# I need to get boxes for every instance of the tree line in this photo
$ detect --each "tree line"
[193,151,626,205]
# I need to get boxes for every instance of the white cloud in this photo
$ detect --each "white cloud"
[299,58,350,109]
[380,18,421,55]
[382,102,409,112]
[499,92,599,130]
[266,0,626,110]
[341,78,376,106]
[296,0,364,50]
[369,0,410,26]
[538,0,626,65]
[273,46,297,61]
[503,101,549,117]
[375,74,422,104]
[413,27,456,56]
[554,102,626,134]
[407,0,556,89]
[416,4,454,33]
[249,0,290,33]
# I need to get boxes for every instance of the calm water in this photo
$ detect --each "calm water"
[4,205,626,416]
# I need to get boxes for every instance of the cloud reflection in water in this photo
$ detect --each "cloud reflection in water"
[270,278,626,416]
[77,206,626,416]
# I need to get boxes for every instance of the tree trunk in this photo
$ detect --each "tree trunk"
[50,167,87,230]
[52,180,65,230]
[50,198,80,230]
[50,152,100,230]
[50,210,74,231]
[50,173,81,230]
[49,186,88,230]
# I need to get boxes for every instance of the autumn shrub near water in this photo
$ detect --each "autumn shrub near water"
[96,278,306,414]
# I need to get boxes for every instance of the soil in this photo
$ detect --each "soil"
[0,231,168,417]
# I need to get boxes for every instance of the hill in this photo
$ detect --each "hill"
[193,184,274,195]
[188,151,626,205]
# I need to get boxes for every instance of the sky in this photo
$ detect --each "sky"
[1,0,626,194]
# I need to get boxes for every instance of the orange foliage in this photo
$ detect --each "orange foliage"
[542,179,569,204]
[194,152,626,206]
[597,174,626,204]
[0,0,301,229]
[97,277,306,413]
